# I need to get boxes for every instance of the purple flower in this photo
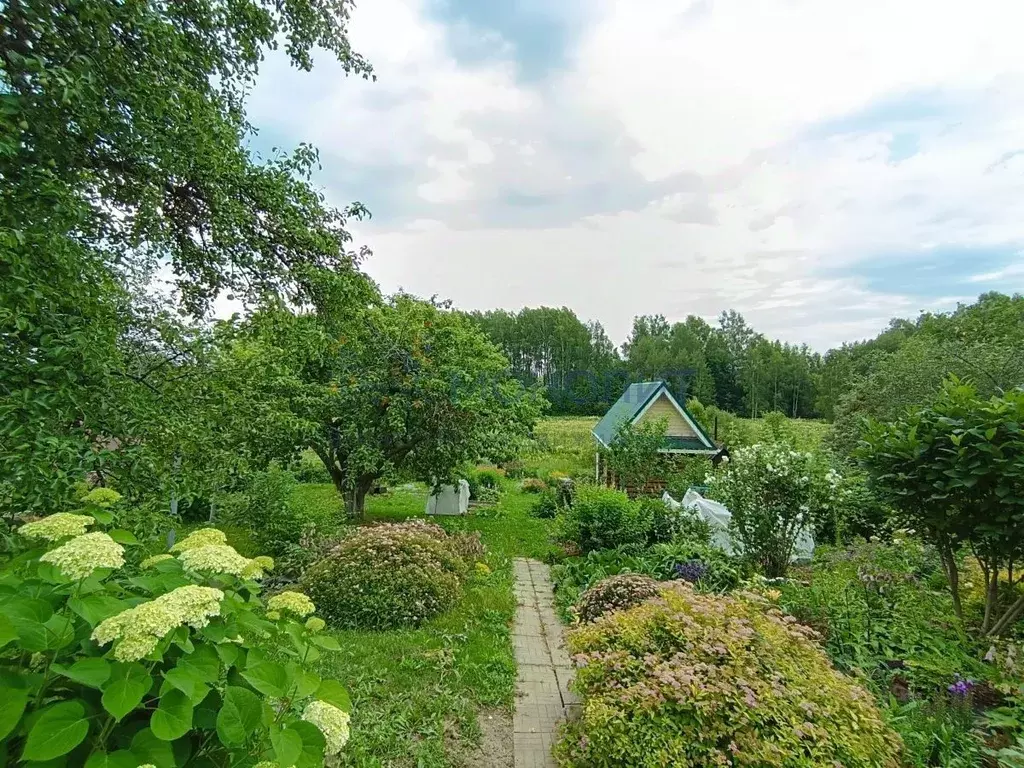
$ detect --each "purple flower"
[947,675,974,697]
[674,560,708,583]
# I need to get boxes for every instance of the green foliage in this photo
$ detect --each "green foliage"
[227,286,545,516]
[474,469,504,490]
[217,467,309,558]
[859,378,1024,633]
[554,486,653,553]
[558,583,902,767]
[0,0,372,518]
[602,418,670,492]
[292,452,332,484]
[575,573,661,623]
[707,442,838,576]
[302,521,478,630]
[0,514,352,765]
[521,478,547,494]
[529,489,561,518]
[551,542,743,619]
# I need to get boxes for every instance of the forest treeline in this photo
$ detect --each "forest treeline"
[467,292,1024,426]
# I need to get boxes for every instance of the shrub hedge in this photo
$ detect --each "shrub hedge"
[558,582,903,767]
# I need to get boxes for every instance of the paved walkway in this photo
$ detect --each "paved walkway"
[512,558,578,768]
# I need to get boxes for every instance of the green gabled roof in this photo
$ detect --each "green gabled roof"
[592,380,716,452]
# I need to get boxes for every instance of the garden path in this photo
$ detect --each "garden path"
[512,558,578,768]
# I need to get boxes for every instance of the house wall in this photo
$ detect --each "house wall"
[635,393,697,437]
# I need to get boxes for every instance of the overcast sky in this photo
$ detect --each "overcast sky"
[245,0,1024,351]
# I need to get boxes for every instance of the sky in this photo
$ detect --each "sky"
[245,0,1024,351]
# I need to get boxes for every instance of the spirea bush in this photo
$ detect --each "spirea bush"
[302,521,478,630]
[0,509,353,767]
[558,583,903,767]
[706,443,837,576]
[575,573,661,623]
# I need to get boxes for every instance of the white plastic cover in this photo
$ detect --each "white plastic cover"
[425,479,470,516]
[663,489,814,561]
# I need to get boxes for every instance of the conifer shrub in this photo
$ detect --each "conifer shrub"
[558,582,902,767]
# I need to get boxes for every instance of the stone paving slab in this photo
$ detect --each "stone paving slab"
[512,558,578,768]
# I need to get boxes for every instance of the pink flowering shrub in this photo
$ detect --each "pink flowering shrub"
[558,583,902,767]
[302,521,479,629]
[575,573,661,623]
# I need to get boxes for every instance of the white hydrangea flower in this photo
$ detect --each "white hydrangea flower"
[40,532,124,579]
[267,591,316,617]
[242,555,275,580]
[92,585,224,661]
[177,544,253,577]
[302,700,351,754]
[170,528,227,553]
[19,513,95,542]
[306,617,326,632]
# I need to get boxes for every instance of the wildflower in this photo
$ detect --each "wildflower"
[267,591,316,617]
[40,532,125,579]
[170,528,227,553]
[92,585,224,661]
[302,700,351,754]
[141,554,174,568]
[306,617,326,632]
[19,513,95,542]
[178,544,254,577]
[674,561,708,583]
[947,674,974,697]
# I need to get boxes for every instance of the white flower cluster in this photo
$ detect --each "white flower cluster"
[92,585,224,661]
[267,590,316,617]
[40,532,124,579]
[170,529,273,579]
[19,513,95,542]
[302,700,351,754]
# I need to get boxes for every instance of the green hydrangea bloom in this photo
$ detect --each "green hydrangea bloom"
[19,513,94,542]
[40,532,124,579]
[170,527,227,553]
[302,700,351,755]
[267,591,316,617]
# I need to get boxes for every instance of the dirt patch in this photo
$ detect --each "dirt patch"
[448,706,513,768]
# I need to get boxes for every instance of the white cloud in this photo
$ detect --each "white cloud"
[247,0,1024,350]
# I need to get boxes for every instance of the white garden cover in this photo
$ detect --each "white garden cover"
[425,479,470,516]
[663,489,814,561]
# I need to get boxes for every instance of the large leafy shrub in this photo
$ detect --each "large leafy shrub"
[217,467,310,558]
[558,583,903,767]
[0,511,352,766]
[601,418,670,492]
[575,574,660,623]
[706,442,836,576]
[302,521,477,630]
[859,379,1024,634]
[554,486,653,553]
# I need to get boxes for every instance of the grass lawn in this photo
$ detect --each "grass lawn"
[288,481,551,767]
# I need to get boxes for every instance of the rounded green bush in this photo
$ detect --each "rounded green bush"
[575,573,661,623]
[554,485,652,553]
[302,521,469,630]
[558,583,903,767]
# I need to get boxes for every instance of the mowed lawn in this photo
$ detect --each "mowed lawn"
[280,482,551,768]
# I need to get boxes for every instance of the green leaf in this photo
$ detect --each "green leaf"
[0,687,29,741]
[284,662,321,698]
[21,700,89,762]
[216,686,262,747]
[101,662,151,721]
[163,665,210,704]
[0,616,17,648]
[241,660,289,698]
[178,643,221,682]
[193,690,221,730]
[214,642,240,668]
[271,725,304,767]
[68,595,127,627]
[311,635,342,651]
[290,719,327,768]
[315,679,352,713]
[106,529,139,545]
[150,689,193,741]
[130,728,175,768]
[83,750,138,768]
[52,657,111,689]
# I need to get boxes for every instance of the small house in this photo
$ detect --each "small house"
[592,380,718,492]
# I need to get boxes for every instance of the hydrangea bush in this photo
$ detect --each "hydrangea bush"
[0,510,352,766]
[706,443,838,576]
[302,521,481,630]
[558,582,903,767]
[575,574,661,623]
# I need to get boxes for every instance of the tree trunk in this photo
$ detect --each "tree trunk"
[347,475,376,519]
